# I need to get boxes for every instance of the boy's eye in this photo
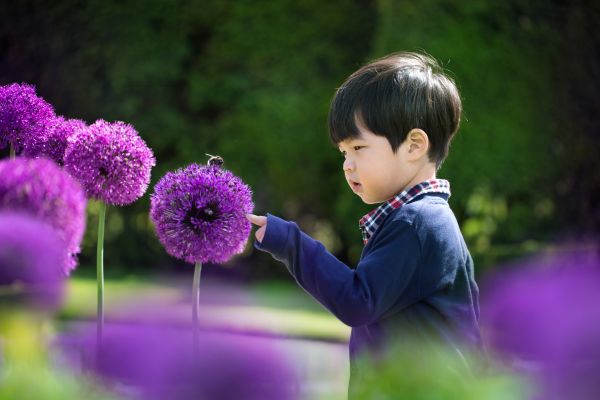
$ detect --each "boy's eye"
[353,146,363,151]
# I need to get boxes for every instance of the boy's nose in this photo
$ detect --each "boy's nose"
[343,158,355,172]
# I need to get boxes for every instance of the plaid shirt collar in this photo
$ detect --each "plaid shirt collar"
[359,179,451,244]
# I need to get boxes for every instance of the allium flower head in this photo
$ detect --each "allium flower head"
[22,116,87,166]
[0,158,86,274]
[64,119,156,205]
[150,161,254,264]
[0,212,65,311]
[0,83,56,152]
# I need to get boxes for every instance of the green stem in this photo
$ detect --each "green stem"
[96,201,107,353]
[192,262,202,354]
[9,144,15,159]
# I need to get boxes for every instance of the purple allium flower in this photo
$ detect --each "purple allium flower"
[150,162,254,264]
[482,249,600,400]
[0,83,56,152]
[0,158,86,274]
[64,119,156,206]
[67,323,297,400]
[22,116,87,166]
[0,212,65,311]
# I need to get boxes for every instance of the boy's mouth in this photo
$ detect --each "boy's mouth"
[349,180,362,192]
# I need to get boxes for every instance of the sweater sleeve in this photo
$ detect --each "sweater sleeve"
[254,213,422,327]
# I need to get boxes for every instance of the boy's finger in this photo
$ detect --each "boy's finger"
[246,214,267,226]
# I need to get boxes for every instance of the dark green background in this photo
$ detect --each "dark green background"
[1,0,598,278]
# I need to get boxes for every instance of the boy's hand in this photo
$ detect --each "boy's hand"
[246,214,267,243]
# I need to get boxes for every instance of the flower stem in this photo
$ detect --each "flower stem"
[96,201,107,354]
[9,144,15,159]
[192,262,202,354]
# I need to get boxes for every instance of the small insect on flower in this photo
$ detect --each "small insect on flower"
[150,156,254,265]
[206,153,224,167]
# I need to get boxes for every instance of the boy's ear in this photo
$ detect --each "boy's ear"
[406,129,429,159]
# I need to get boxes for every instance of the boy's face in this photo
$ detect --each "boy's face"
[338,121,425,204]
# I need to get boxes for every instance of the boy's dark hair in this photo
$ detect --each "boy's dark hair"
[328,52,462,169]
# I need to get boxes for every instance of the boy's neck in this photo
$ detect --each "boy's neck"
[401,163,437,193]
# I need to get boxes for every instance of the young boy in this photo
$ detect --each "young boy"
[247,52,481,393]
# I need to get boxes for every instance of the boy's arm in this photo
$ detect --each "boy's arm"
[247,213,422,327]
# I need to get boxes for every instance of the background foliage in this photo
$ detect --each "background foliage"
[1,0,597,277]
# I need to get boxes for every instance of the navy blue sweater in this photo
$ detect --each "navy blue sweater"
[255,192,481,372]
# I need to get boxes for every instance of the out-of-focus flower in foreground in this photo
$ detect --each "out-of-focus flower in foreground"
[0,158,86,274]
[65,323,297,400]
[0,212,65,311]
[482,249,600,400]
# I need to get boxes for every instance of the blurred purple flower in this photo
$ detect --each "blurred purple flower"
[482,249,600,400]
[64,119,155,206]
[150,163,254,264]
[0,157,87,274]
[0,83,56,152]
[0,212,65,311]
[22,116,87,166]
[66,323,297,400]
